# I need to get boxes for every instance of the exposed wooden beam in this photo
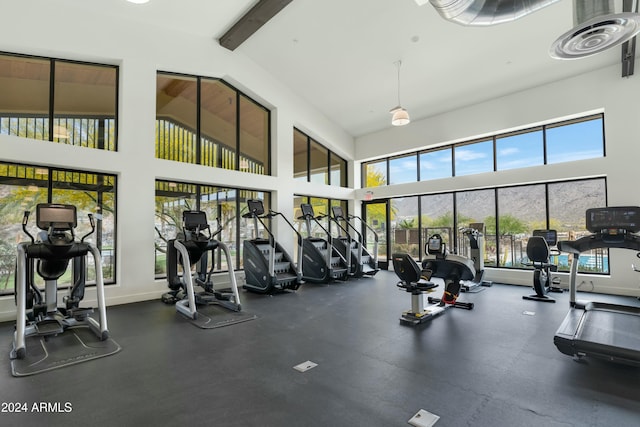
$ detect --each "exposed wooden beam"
[219,0,294,51]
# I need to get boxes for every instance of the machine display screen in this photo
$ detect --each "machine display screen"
[532,229,557,246]
[247,199,265,216]
[427,236,443,253]
[36,204,77,229]
[586,206,640,233]
[300,203,315,218]
[183,211,207,229]
[332,205,344,219]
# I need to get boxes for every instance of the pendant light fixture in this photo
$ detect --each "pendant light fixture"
[390,60,410,126]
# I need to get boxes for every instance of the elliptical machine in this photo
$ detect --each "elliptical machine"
[242,199,303,293]
[522,229,562,303]
[11,203,110,360]
[162,211,244,325]
[393,234,474,326]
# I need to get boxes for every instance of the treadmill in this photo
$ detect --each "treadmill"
[554,206,640,366]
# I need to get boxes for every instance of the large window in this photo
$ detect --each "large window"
[362,114,605,187]
[497,185,547,268]
[456,189,496,267]
[421,193,454,250]
[0,162,117,295]
[391,197,419,258]
[419,147,452,181]
[548,179,608,273]
[363,160,387,188]
[0,52,118,150]
[389,154,417,185]
[309,141,329,185]
[293,128,348,187]
[454,139,494,177]
[496,129,543,171]
[546,116,605,164]
[154,180,270,278]
[365,178,607,274]
[156,72,270,175]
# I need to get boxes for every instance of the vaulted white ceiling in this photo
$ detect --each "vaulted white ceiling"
[55,0,640,137]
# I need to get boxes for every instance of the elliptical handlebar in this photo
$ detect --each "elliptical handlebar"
[22,211,35,244]
[80,213,96,243]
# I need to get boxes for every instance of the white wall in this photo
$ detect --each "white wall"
[0,3,354,321]
[355,61,640,296]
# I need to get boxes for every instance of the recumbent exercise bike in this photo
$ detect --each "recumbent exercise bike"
[393,234,474,326]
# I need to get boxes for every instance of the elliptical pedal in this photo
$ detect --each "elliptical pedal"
[34,318,64,336]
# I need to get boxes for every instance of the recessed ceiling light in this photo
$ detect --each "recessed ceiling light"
[126,0,150,4]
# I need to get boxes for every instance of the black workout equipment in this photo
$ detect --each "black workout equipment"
[393,234,474,326]
[330,206,379,277]
[298,203,349,283]
[11,204,110,360]
[242,199,303,293]
[554,206,640,366]
[523,229,563,303]
[162,211,245,325]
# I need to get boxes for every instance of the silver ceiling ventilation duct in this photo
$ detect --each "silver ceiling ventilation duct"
[429,0,640,60]
[428,0,561,26]
[550,0,640,60]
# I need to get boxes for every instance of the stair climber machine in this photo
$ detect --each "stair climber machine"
[522,229,563,303]
[455,224,491,292]
[393,233,474,326]
[11,204,114,366]
[330,205,379,277]
[162,211,253,328]
[242,199,303,293]
[298,203,349,283]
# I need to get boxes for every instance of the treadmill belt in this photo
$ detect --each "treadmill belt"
[578,310,640,352]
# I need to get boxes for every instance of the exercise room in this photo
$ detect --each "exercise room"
[1,1,640,426]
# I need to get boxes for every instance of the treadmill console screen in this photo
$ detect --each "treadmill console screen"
[247,199,265,216]
[300,203,315,218]
[332,205,344,219]
[586,206,640,233]
[532,229,557,246]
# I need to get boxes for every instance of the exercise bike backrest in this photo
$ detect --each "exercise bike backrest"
[527,229,557,264]
[392,253,422,285]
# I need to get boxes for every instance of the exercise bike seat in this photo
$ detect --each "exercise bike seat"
[392,253,438,292]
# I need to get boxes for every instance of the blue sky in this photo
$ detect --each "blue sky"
[380,117,604,184]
